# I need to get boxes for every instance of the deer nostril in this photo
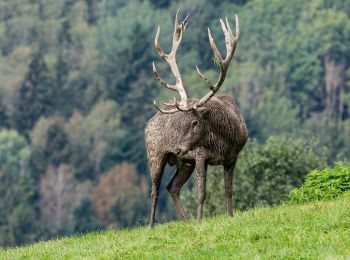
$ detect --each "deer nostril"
[175,147,182,155]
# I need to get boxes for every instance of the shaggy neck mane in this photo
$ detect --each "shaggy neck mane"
[205,103,238,148]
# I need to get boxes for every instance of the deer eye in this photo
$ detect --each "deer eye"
[192,120,199,127]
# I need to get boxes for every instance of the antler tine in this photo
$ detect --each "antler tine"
[208,28,223,66]
[235,14,240,41]
[154,26,166,59]
[152,62,178,92]
[152,9,190,113]
[220,18,232,62]
[171,10,189,51]
[183,14,190,30]
[196,65,215,91]
[225,17,233,39]
[153,100,179,114]
[162,97,177,106]
[195,15,240,108]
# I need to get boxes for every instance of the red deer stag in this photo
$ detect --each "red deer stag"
[145,10,247,227]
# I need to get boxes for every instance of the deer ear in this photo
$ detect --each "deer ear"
[196,107,210,119]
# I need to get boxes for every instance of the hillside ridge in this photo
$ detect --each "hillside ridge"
[2,195,350,259]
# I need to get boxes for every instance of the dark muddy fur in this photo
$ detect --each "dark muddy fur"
[145,93,248,226]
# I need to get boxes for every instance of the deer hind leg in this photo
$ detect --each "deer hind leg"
[149,154,166,228]
[224,157,237,217]
[166,163,194,221]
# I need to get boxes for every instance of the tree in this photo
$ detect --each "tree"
[149,0,172,9]
[66,100,125,180]
[39,164,83,235]
[0,98,9,129]
[13,49,55,136]
[0,129,37,246]
[73,198,101,234]
[30,116,71,180]
[91,163,148,227]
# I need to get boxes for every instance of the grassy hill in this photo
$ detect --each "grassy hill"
[1,194,350,259]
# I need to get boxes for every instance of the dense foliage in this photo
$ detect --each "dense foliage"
[290,164,350,204]
[0,0,349,246]
[182,136,328,216]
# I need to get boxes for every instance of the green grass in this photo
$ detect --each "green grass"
[2,195,350,259]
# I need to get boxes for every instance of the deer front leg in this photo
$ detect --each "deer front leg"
[148,154,166,228]
[167,162,194,221]
[195,147,207,221]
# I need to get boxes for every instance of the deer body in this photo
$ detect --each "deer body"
[145,10,246,227]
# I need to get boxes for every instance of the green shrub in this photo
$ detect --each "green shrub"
[182,136,328,217]
[290,164,350,204]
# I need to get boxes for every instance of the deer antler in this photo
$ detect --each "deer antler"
[153,9,190,113]
[152,13,240,114]
[194,15,240,108]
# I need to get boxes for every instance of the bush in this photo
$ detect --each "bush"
[290,164,350,204]
[182,136,328,217]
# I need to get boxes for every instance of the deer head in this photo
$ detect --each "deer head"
[152,9,240,114]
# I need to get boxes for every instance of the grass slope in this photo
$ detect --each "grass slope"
[2,195,350,259]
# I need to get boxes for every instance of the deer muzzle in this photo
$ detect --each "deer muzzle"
[175,145,190,156]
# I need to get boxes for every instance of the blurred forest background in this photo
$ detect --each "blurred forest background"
[0,0,349,247]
